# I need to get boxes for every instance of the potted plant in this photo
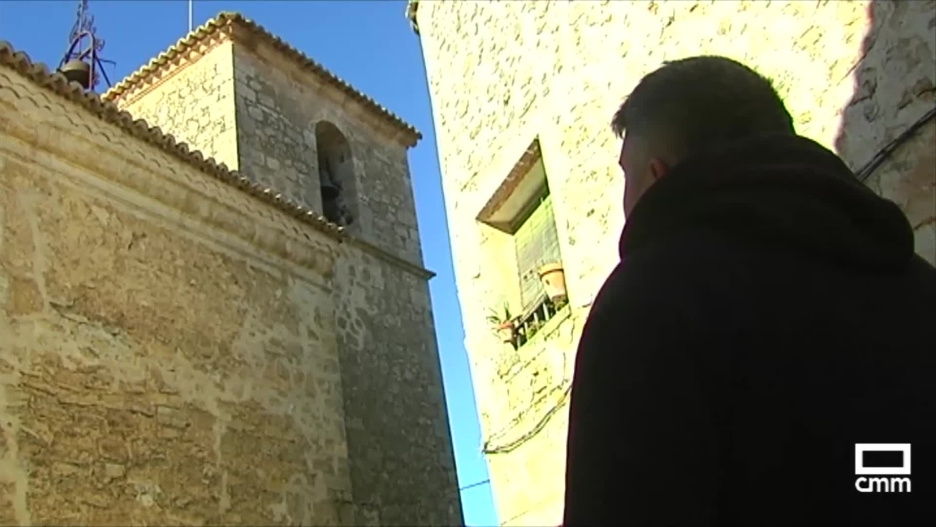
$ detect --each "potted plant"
[486,303,517,344]
[526,319,545,341]
[538,262,567,302]
[550,295,569,312]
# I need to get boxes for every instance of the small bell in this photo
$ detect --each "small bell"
[59,59,92,89]
[320,177,340,200]
[319,163,340,200]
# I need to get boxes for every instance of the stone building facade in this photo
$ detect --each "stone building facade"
[0,12,461,526]
[408,0,935,525]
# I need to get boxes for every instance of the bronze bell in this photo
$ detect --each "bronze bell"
[319,169,340,200]
[321,180,339,200]
[60,59,91,89]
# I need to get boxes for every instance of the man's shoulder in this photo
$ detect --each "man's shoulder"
[613,228,753,296]
[578,230,749,377]
[586,233,748,339]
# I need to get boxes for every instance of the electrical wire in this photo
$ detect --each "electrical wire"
[856,106,936,183]
[459,478,491,492]
[499,495,563,526]
[482,383,572,455]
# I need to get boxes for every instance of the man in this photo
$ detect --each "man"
[563,56,936,525]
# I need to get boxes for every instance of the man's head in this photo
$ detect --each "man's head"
[612,56,796,217]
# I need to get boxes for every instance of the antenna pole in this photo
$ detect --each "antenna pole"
[188,0,193,32]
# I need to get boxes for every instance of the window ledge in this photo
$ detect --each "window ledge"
[521,303,571,347]
[501,304,572,382]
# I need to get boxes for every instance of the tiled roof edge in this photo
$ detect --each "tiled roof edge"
[0,39,345,241]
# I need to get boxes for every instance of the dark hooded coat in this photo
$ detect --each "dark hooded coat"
[563,134,936,526]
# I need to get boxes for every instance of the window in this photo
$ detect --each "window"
[478,139,568,349]
[510,183,567,348]
[315,121,357,226]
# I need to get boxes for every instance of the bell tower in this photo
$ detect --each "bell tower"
[101,13,461,525]
[224,16,424,261]
[106,13,424,263]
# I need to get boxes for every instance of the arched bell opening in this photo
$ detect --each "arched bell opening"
[315,121,357,227]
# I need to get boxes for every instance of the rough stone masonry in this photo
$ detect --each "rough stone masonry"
[0,11,462,527]
[409,0,935,525]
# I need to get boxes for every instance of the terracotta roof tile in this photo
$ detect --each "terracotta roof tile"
[0,39,344,239]
[104,11,421,147]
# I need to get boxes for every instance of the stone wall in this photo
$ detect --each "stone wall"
[0,55,349,525]
[124,31,458,525]
[232,42,424,267]
[330,248,462,526]
[120,40,240,172]
[835,0,936,264]
[475,305,579,527]
[413,0,935,524]
[1,37,462,526]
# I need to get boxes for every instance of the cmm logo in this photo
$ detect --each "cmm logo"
[855,443,911,493]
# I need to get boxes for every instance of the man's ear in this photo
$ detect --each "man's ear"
[648,157,670,182]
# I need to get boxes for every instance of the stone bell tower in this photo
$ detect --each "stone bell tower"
[101,11,462,526]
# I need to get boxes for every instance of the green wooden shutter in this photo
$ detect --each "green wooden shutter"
[514,194,562,311]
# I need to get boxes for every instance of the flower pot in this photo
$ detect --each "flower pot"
[496,322,516,343]
[538,262,567,302]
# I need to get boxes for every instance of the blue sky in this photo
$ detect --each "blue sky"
[0,1,496,525]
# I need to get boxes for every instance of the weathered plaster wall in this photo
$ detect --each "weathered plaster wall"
[0,59,350,525]
[233,43,424,267]
[118,40,240,172]
[414,0,936,524]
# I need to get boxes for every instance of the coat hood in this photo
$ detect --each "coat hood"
[619,134,915,272]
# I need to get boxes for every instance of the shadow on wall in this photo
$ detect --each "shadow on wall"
[834,0,936,264]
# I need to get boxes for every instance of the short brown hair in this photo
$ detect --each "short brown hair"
[612,56,795,162]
